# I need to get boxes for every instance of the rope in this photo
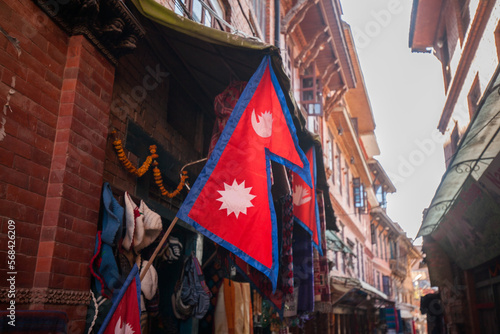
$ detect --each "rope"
[87,289,107,334]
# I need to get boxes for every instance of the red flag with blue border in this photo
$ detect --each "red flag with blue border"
[176,56,312,289]
[292,147,322,255]
[98,264,141,334]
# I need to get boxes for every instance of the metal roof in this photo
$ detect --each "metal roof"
[418,64,500,237]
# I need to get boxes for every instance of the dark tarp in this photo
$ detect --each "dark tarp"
[128,0,337,230]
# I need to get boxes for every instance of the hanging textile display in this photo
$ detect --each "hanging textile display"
[316,191,331,303]
[90,183,124,298]
[122,192,163,253]
[172,254,211,320]
[281,171,294,296]
[232,254,284,313]
[137,256,159,333]
[214,279,253,334]
[209,80,248,156]
[317,191,328,255]
[293,224,314,313]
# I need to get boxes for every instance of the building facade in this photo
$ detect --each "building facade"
[0,0,421,333]
[410,0,500,333]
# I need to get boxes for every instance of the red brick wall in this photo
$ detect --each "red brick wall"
[0,1,115,332]
[33,34,114,292]
[0,0,68,289]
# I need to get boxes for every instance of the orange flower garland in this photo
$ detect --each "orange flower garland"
[111,130,189,198]
[153,161,189,198]
[112,131,158,177]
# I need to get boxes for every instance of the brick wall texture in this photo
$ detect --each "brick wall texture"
[0,0,115,331]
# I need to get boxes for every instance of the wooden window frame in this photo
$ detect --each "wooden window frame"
[252,0,266,38]
[345,162,350,206]
[300,66,323,116]
[467,73,481,119]
[455,0,471,45]
[336,144,342,194]
[328,131,334,183]
[495,20,500,61]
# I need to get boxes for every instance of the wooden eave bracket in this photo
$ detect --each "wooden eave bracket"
[302,35,332,70]
[32,0,145,64]
[281,0,319,35]
[294,27,328,68]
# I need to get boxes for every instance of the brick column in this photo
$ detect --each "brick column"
[33,35,115,332]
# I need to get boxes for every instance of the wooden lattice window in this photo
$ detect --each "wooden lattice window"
[300,66,323,116]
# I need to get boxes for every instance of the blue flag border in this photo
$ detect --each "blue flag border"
[293,147,323,256]
[98,264,141,334]
[176,56,311,290]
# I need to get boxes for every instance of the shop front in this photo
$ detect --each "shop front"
[329,276,394,334]
[88,1,340,333]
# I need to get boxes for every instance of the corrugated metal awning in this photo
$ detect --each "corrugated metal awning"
[326,230,354,254]
[418,64,500,237]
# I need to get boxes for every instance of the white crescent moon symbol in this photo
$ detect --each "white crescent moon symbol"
[251,109,273,138]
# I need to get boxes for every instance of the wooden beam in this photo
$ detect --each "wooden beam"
[323,66,343,91]
[324,87,346,119]
[321,60,339,82]
[281,0,319,35]
[302,35,332,70]
[294,27,328,68]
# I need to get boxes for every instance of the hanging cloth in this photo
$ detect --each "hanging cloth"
[293,224,314,313]
[90,183,124,297]
[214,279,253,334]
[280,170,294,296]
[316,191,330,302]
[208,81,247,156]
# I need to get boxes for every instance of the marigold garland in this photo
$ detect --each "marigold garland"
[112,131,158,177]
[153,161,189,198]
[111,131,188,198]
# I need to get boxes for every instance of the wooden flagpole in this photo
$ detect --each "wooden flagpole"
[140,216,179,281]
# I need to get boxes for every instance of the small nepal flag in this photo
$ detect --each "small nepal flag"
[292,147,322,255]
[177,56,312,290]
[98,265,141,334]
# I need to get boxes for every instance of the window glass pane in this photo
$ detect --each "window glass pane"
[175,0,186,15]
[353,178,361,207]
[376,185,387,208]
[302,90,314,101]
[302,77,314,88]
[193,0,202,22]
[205,10,212,27]
[307,116,315,133]
[313,103,321,115]
[253,0,266,36]
[305,103,321,115]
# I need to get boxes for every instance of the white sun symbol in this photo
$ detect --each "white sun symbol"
[216,180,256,218]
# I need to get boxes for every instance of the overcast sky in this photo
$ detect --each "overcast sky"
[340,0,447,242]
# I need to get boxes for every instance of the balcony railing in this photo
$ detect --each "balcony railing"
[390,259,407,279]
